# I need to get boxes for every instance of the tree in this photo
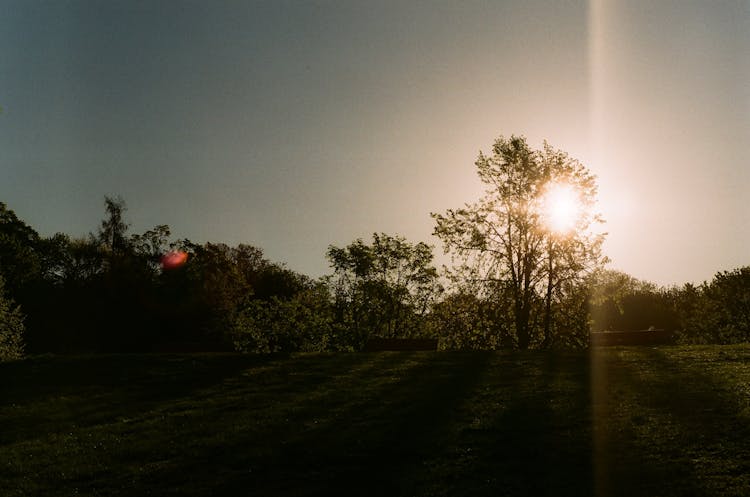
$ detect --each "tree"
[96,195,130,256]
[232,282,344,354]
[0,202,42,298]
[130,224,172,273]
[672,267,750,344]
[16,234,104,352]
[588,269,678,332]
[709,267,750,342]
[432,136,606,349]
[428,292,512,350]
[326,233,442,347]
[0,275,25,361]
[164,241,310,349]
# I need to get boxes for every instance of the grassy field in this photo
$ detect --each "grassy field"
[1,346,749,496]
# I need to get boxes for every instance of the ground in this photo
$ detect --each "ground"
[1,346,749,496]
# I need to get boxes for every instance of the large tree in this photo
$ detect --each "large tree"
[432,136,606,349]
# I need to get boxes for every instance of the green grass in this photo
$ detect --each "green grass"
[1,346,749,496]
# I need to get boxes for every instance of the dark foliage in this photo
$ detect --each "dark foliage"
[671,268,750,344]
[0,275,24,361]
[432,136,606,349]
[589,270,680,333]
[325,233,443,348]
[0,198,317,354]
[1,193,749,354]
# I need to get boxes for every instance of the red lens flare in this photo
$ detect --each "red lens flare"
[161,250,188,270]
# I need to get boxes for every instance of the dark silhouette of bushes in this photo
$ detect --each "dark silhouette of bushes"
[1,197,749,354]
[671,268,750,344]
[0,275,24,361]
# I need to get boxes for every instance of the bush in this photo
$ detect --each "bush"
[231,286,353,353]
[0,276,25,361]
[428,293,510,350]
[673,268,750,344]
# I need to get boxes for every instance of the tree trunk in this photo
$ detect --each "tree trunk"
[516,299,531,349]
[542,239,554,349]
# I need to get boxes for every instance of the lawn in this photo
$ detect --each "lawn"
[1,346,749,496]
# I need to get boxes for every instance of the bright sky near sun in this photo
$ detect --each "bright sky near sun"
[1,1,748,286]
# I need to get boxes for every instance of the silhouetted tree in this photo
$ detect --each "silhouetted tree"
[428,292,512,350]
[0,198,324,353]
[709,268,750,341]
[232,282,343,354]
[130,224,171,273]
[0,202,42,298]
[163,241,310,349]
[326,233,442,347]
[0,275,24,361]
[69,197,174,350]
[96,195,130,257]
[672,267,750,344]
[433,136,606,349]
[587,269,680,334]
[18,234,104,351]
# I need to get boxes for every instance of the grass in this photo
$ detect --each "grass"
[1,346,749,496]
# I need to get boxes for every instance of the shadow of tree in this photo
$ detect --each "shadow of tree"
[589,346,750,497]
[407,353,594,497]
[138,352,495,496]
[4,348,749,496]
[0,353,280,445]
[607,347,750,496]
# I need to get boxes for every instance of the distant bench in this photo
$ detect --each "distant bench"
[363,338,439,351]
[590,329,676,347]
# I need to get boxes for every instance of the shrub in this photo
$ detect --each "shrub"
[231,286,353,353]
[0,276,25,361]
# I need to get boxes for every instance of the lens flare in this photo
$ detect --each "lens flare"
[161,250,188,270]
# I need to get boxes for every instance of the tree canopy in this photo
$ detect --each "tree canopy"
[326,233,442,346]
[433,135,607,349]
[3,137,750,355]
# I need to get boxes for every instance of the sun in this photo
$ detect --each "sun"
[541,181,582,234]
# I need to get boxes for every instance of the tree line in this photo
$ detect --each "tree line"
[1,136,748,358]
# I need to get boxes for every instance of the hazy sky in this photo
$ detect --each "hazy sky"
[1,0,748,286]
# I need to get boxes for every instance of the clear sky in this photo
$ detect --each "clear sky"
[1,0,748,286]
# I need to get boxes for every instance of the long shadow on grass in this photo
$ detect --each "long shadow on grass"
[0,354,277,445]
[410,352,596,497]
[589,346,750,497]
[611,347,750,496]
[139,352,496,496]
[486,353,594,497]
[110,351,411,473]
[56,352,428,496]
[147,352,597,497]
[0,352,387,497]
[590,347,698,497]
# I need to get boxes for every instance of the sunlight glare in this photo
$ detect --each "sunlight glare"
[542,182,581,234]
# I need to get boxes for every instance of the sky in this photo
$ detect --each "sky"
[1,0,748,286]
